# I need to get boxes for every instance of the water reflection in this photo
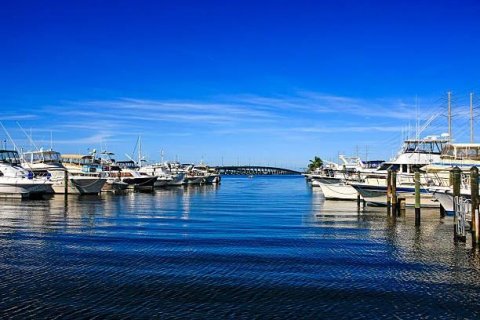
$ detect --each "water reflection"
[0,177,479,318]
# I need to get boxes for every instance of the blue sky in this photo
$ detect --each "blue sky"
[1,0,480,169]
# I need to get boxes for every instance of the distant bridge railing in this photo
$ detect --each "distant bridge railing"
[214,166,302,175]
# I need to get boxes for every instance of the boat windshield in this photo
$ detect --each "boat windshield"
[402,140,446,154]
[0,150,21,165]
[116,161,138,169]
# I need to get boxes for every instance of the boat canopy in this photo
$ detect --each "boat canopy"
[0,150,21,165]
[61,154,96,165]
[441,143,480,161]
[24,150,61,164]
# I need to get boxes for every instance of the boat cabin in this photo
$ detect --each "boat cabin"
[61,154,103,173]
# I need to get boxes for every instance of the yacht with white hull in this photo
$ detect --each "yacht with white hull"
[423,143,480,214]
[350,136,449,207]
[139,163,185,187]
[311,156,383,200]
[0,150,52,199]
[58,154,107,194]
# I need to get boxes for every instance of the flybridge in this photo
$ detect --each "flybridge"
[401,136,450,155]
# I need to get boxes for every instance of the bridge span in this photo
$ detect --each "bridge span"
[214,166,302,175]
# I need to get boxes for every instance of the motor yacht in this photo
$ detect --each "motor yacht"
[350,135,449,206]
[0,149,52,199]
[58,153,107,194]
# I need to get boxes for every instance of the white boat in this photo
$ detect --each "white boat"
[350,135,449,207]
[317,179,360,200]
[57,153,107,194]
[111,160,157,190]
[139,162,185,187]
[423,143,480,214]
[311,156,383,200]
[0,150,52,199]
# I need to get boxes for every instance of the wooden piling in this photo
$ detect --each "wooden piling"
[470,166,479,244]
[415,170,421,226]
[391,170,398,215]
[63,169,69,195]
[452,166,462,240]
[387,169,392,209]
[398,197,406,216]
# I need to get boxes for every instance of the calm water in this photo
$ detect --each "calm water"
[1,176,480,319]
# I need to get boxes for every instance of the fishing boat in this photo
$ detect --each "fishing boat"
[350,135,449,207]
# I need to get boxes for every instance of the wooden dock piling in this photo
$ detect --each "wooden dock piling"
[415,170,421,226]
[391,170,398,216]
[63,169,69,195]
[452,166,462,240]
[386,170,392,209]
[470,166,479,244]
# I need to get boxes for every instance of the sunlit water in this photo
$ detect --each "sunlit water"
[0,176,479,318]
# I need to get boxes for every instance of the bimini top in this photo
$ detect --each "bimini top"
[61,154,96,165]
[23,150,61,164]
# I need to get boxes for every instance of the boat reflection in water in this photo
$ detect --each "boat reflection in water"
[0,177,479,319]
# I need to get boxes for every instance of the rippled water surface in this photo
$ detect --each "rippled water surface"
[1,176,480,319]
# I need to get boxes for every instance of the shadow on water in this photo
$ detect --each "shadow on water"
[0,176,479,318]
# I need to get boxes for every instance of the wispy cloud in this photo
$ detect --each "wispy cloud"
[4,91,440,163]
[0,114,38,120]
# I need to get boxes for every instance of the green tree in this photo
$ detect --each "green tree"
[308,156,323,172]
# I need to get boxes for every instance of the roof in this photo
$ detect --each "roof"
[61,154,92,159]
[446,143,480,148]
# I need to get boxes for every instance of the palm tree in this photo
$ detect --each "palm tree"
[308,156,323,173]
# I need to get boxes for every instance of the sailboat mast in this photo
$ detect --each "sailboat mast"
[470,92,474,143]
[448,91,452,141]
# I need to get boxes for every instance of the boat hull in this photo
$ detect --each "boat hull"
[351,183,439,207]
[318,182,360,200]
[0,179,52,199]
[52,177,107,195]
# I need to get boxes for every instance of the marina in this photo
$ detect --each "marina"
[1,176,479,318]
[3,1,480,318]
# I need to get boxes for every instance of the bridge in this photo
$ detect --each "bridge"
[214,166,302,175]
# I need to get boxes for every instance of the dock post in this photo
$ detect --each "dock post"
[357,193,361,208]
[398,197,406,215]
[391,170,398,216]
[452,166,461,240]
[415,170,421,226]
[470,166,479,244]
[63,169,69,195]
[387,169,392,210]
